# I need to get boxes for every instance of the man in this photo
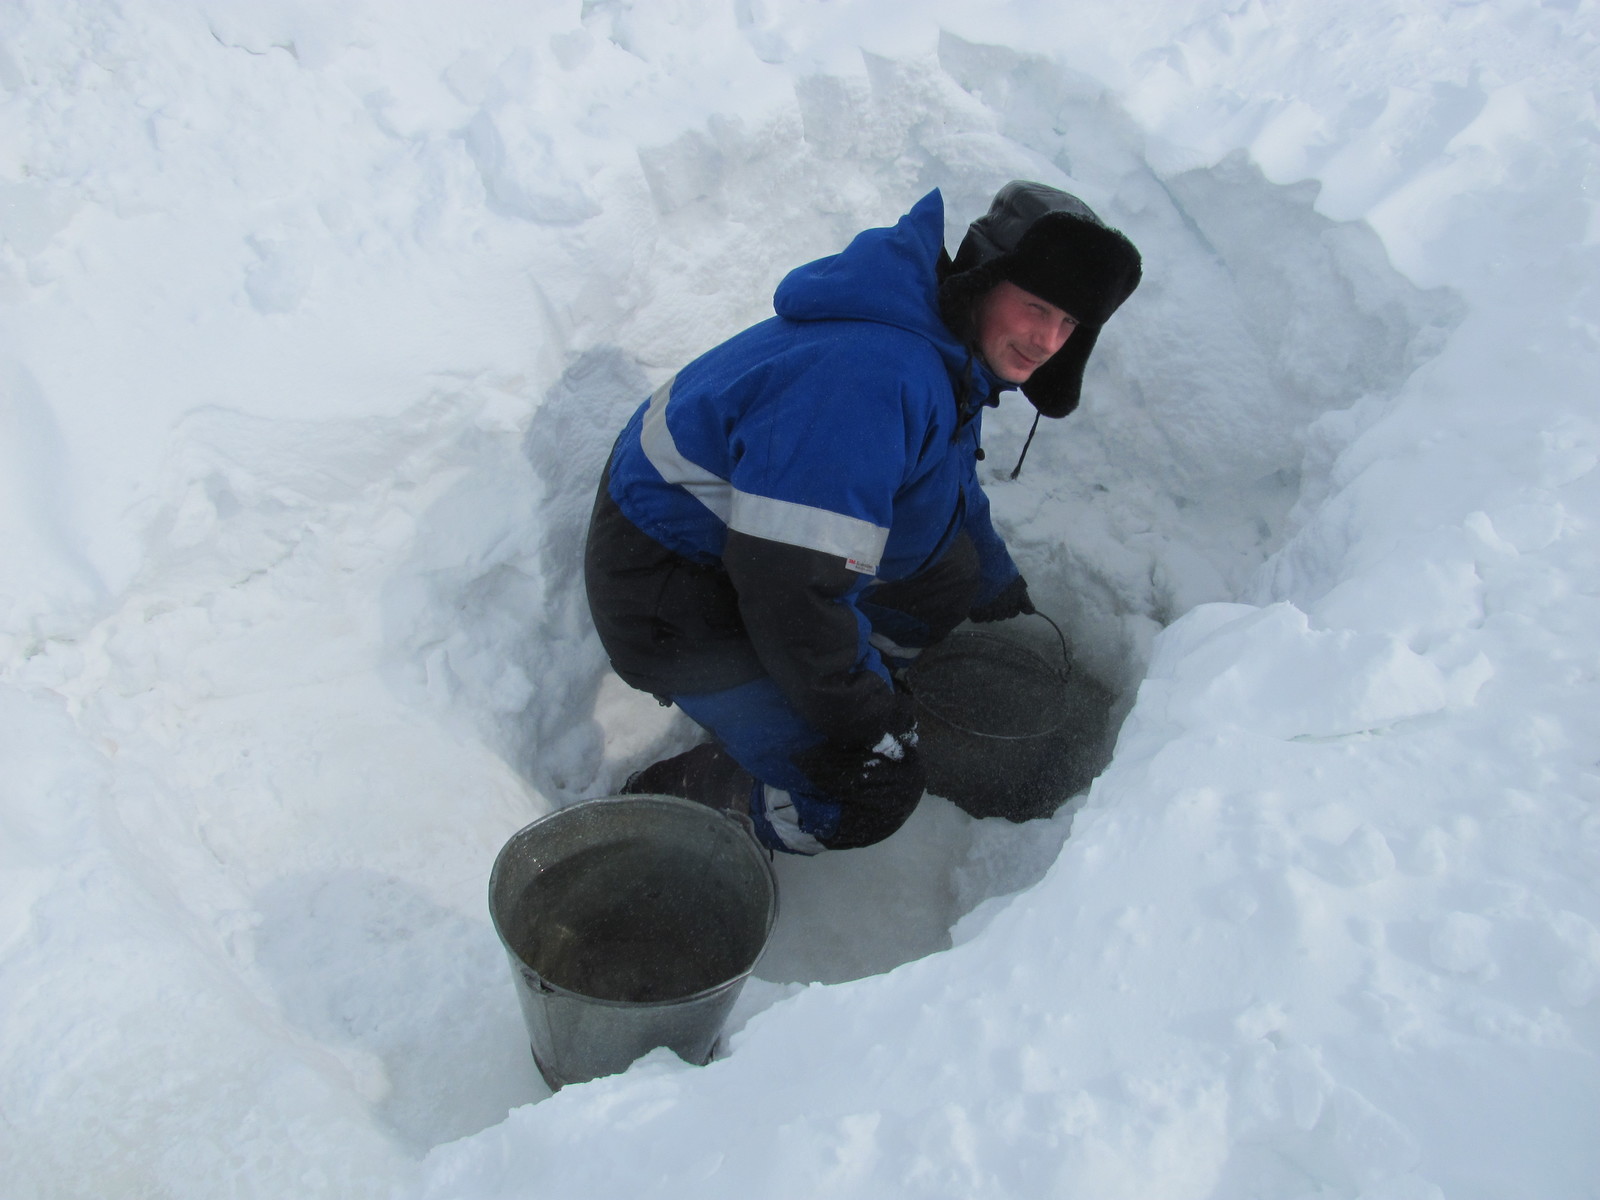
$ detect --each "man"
[584,181,1141,854]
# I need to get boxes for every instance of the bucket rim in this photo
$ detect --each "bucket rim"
[908,628,1074,740]
[488,793,779,1009]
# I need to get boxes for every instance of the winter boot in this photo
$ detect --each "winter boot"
[622,741,755,819]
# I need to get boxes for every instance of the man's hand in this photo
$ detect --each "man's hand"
[969,575,1035,623]
[793,728,925,849]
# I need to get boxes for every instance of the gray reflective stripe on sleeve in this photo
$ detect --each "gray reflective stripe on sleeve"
[638,376,891,576]
[729,491,888,576]
[759,785,825,855]
[639,376,732,522]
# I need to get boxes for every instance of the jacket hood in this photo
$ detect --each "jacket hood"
[773,190,992,400]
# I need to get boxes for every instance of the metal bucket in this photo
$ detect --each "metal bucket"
[489,794,777,1090]
[907,616,1079,822]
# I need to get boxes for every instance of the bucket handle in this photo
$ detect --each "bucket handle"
[914,610,1075,742]
[1029,610,1071,679]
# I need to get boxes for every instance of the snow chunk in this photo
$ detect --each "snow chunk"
[1430,911,1496,976]
[1328,823,1397,887]
[1141,601,1481,740]
[462,107,601,224]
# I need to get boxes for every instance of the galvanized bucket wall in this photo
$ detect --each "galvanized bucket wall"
[489,795,777,1090]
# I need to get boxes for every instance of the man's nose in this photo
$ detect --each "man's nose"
[1036,321,1073,355]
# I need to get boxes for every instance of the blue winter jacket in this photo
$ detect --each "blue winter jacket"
[596,189,1021,743]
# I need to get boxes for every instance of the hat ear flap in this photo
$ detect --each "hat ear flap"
[1020,324,1099,418]
[937,259,1004,346]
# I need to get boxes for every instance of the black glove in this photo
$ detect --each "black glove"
[793,728,926,849]
[969,575,1035,623]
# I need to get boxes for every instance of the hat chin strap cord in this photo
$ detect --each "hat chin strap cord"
[1009,410,1041,479]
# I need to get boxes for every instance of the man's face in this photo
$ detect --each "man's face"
[974,280,1079,384]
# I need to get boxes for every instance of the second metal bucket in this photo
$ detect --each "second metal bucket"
[907,619,1078,822]
[489,795,777,1090]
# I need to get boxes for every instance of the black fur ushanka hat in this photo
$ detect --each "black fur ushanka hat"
[939,181,1142,418]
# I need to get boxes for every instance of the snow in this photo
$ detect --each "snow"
[2,0,1597,1197]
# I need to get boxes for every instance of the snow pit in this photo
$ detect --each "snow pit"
[3,3,1597,1198]
[433,139,1460,1000]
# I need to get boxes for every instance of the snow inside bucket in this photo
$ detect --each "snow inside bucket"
[908,618,1100,821]
[489,795,777,1090]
